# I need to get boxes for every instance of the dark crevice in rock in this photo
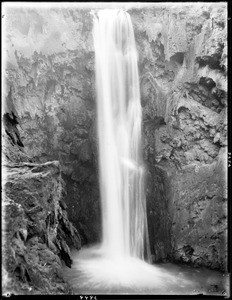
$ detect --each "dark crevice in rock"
[177,106,189,114]
[183,245,194,257]
[216,21,225,29]
[146,165,172,263]
[196,51,225,72]
[202,10,211,19]
[199,76,216,90]
[151,40,165,61]
[144,116,166,130]
[3,112,24,147]
[170,52,185,65]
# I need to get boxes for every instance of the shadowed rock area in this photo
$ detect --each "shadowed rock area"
[2,159,81,294]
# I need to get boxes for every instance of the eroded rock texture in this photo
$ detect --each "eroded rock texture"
[130,3,227,270]
[2,161,81,295]
[3,7,100,244]
[3,3,227,272]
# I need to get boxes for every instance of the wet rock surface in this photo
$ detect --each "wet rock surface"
[132,3,227,270]
[146,164,172,263]
[2,161,81,294]
[3,2,227,274]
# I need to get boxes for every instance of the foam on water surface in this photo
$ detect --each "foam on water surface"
[64,248,228,295]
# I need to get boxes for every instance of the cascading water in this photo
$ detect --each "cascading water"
[93,9,151,262]
[63,9,195,294]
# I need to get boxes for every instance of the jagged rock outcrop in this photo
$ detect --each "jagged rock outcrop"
[2,3,227,272]
[3,6,100,244]
[2,161,81,295]
[130,3,227,270]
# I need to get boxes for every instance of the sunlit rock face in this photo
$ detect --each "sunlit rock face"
[3,3,227,271]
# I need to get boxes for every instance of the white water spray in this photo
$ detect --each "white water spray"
[93,9,151,262]
[64,10,198,293]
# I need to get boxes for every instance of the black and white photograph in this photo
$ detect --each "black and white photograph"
[1,2,229,297]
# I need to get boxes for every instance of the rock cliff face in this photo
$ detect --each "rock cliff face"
[130,3,227,270]
[2,160,81,295]
[2,111,81,294]
[3,7,100,244]
[3,3,227,272]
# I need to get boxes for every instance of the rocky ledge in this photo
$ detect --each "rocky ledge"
[2,161,81,295]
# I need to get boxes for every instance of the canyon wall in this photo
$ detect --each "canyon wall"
[2,3,227,271]
[3,7,101,245]
[2,157,81,294]
[131,3,227,270]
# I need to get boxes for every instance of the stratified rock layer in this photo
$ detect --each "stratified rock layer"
[2,161,81,295]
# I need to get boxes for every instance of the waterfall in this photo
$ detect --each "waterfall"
[64,9,202,294]
[93,9,151,262]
